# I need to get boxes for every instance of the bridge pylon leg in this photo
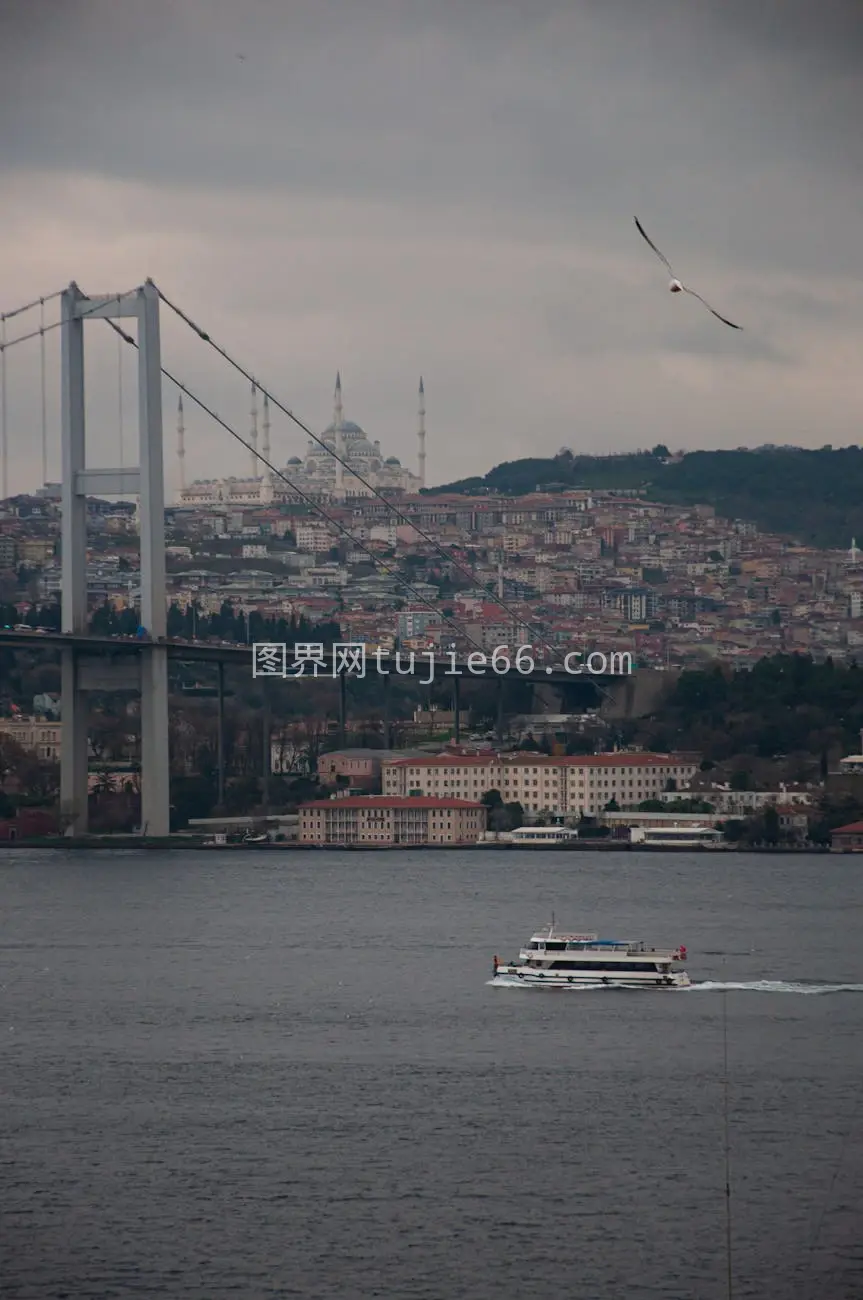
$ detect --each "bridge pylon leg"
[140,644,170,836]
[59,647,89,836]
[58,280,171,839]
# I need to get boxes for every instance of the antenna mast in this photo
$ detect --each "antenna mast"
[722,986,733,1300]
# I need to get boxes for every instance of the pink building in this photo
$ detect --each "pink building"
[316,748,428,792]
[299,796,487,845]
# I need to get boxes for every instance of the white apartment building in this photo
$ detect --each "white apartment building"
[295,523,336,553]
[382,752,699,817]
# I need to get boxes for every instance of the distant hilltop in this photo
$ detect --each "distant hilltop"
[430,445,863,550]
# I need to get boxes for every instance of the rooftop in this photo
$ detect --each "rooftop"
[386,752,696,768]
[300,796,485,810]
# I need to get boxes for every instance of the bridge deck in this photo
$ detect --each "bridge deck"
[0,630,628,683]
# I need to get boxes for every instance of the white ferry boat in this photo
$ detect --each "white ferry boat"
[630,824,724,848]
[508,826,579,845]
[492,921,690,988]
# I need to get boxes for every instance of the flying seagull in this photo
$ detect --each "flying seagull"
[634,216,742,330]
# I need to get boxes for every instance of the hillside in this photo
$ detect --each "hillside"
[430,446,863,549]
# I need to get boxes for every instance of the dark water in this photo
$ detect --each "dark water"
[2,848,863,1299]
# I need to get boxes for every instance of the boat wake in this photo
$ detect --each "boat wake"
[688,980,863,995]
[488,978,863,994]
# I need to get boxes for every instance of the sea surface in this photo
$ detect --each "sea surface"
[2,848,863,1299]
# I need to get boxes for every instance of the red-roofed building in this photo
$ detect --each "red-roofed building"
[299,795,486,845]
[830,821,863,852]
[0,807,58,841]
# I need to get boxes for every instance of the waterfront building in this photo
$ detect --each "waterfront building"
[298,795,486,845]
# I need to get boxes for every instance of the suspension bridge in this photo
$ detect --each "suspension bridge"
[0,280,639,837]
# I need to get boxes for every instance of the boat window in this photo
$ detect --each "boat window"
[549,960,664,971]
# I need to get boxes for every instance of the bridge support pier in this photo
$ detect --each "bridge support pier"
[338,672,347,747]
[217,661,225,807]
[261,683,270,811]
[452,675,461,743]
[382,671,390,749]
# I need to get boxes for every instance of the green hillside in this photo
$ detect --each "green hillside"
[430,446,863,549]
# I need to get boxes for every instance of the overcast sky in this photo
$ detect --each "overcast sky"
[2,0,863,498]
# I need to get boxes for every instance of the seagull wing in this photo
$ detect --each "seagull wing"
[682,285,742,330]
[634,216,676,277]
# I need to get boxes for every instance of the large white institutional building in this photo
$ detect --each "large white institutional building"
[177,374,425,508]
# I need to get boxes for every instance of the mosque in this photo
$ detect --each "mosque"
[176,373,426,508]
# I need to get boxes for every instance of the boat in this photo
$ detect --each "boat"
[508,826,579,845]
[630,824,724,848]
[492,920,690,988]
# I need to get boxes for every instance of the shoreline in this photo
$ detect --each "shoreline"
[0,837,826,853]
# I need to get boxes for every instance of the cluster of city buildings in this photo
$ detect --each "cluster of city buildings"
[1,695,861,847]
[3,372,863,667]
[290,743,835,845]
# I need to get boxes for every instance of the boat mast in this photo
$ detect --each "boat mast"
[722,985,733,1300]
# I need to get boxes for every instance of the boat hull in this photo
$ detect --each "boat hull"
[493,966,690,989]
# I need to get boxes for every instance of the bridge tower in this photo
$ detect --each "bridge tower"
[60,281,169,836]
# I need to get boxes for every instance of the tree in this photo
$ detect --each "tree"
[92,768,117,798]
[762,804,780,844]
[432,445,863,549]
[504,801,524,829]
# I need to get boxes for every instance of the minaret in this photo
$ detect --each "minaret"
[261,392,273,503]
[851,538,859,564]
[334,371,345,496]
[249,382,259,478]
[417,375,426,489]
[176,395,186,496]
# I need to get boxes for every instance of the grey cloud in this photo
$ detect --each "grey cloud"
[2,0,863,492]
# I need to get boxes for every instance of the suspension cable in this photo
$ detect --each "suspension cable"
[0,288,139,353]
[1,313,6,500]
[0,288,63,322]
[154,283,558,662]
[103,316,492,661]
[117,295,124,471]
[40,299,47,488]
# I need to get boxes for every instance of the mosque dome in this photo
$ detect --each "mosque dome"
[322,420,364,437]
[385,456,401,466]
[287,456,302,465]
